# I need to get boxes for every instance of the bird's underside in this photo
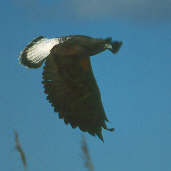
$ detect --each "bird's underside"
[42,43,114,141]
[19,35,122,142]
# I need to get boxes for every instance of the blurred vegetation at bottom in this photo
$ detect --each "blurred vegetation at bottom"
[14,131,94,171]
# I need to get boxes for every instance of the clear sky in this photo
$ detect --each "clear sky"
[1,0,171,171]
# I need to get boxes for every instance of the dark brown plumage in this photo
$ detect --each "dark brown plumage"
[19,35,122,141]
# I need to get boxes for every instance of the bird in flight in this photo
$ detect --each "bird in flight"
[19,35,122,142]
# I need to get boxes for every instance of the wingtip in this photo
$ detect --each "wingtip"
[96,130,104,142]
[19,36,59,68]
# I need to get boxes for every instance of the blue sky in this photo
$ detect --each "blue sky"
[1,0,171,171]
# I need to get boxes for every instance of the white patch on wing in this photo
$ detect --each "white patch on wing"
[26,38,59,62]
[19,37,60,68]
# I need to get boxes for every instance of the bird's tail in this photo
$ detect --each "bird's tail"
[105,37,123,54]
[19,36,59,68]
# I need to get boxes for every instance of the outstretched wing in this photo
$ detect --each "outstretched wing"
[42,44,112,141]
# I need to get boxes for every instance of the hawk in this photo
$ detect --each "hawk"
[19,35,122,142]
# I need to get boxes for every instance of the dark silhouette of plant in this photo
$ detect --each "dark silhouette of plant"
[14,130,27,170]
[81,135,94,171]
[13,131,95,171]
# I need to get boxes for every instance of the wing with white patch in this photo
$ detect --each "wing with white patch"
[19,36,60,68]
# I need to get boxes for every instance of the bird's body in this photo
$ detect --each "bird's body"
[19,35,122,141]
